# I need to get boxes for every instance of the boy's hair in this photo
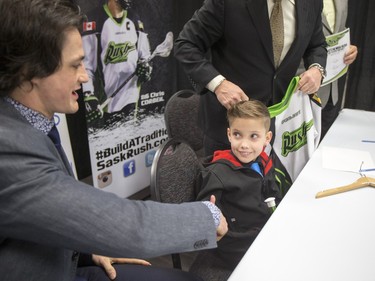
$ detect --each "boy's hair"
[227,100,271,130]
[0,0,85,97]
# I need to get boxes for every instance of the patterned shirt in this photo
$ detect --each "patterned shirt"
[202,201,221,228]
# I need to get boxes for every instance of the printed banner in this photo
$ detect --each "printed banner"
[75,0,174,197]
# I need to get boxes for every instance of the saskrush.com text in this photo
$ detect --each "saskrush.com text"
[96,129,168,171]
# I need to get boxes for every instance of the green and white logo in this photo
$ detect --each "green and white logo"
[104,41,136,65]
[281,120,313,157]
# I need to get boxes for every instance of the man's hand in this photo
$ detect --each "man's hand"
[344,45,358,65]
[136,60,153,84]
[83,91,103,122]
[298,67,322,94]
[92,254,151,280]
[210,195,228,241]
[214,80,249,109]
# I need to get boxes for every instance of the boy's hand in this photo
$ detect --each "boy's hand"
[210,195,228,241]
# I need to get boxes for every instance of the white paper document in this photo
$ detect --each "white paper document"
[322,146,375,174]
[321,28,350,86]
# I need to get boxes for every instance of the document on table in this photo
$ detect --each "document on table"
[321,28,350,86]
[322,146,375,175]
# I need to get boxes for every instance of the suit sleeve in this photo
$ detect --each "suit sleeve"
[302,0,328,69]
[174,0,225,93]
[0,122,217,259]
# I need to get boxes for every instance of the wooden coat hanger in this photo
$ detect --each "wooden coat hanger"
[316,176,375,199]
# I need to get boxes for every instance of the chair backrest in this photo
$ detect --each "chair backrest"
[150,138,202,204]
[164,90,204,157]
[150,138,203,269]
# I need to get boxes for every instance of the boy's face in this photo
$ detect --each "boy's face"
[227,117,272,164]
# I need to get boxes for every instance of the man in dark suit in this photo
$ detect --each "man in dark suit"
[175,0,328,156]
[0,0,227,280]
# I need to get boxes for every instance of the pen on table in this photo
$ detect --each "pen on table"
[359,168,375,172]
[361,140,375,143]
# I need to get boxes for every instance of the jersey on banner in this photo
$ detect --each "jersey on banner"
[268,76,321,189]
[75,0,174,197]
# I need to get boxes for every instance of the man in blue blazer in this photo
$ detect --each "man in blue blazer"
[0,1,227,281]
[175,0,328,156]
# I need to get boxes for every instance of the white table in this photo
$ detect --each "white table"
[229,109,375,281]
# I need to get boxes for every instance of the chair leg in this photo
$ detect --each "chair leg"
[171,253,182,269]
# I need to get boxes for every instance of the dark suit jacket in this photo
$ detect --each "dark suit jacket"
[0,98,217,281]
[175,0,327,143]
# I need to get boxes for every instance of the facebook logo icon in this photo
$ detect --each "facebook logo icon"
[123,160,136,177]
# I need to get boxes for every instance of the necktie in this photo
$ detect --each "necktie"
[48,125,64,157]
[270,0,284,67]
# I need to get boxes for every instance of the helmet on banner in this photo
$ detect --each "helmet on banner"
[118,0,132,10]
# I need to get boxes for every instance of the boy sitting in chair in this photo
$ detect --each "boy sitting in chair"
[190,100,281,280]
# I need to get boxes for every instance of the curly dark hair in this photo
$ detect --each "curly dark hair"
[0,0,85,97]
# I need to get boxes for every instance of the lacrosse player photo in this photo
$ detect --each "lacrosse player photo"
[75,0,174,193]
[81,0,151,125]
[79,0,172,128]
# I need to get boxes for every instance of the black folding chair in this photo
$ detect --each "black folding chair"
[164,90,204,158]
[150,138,203,269]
